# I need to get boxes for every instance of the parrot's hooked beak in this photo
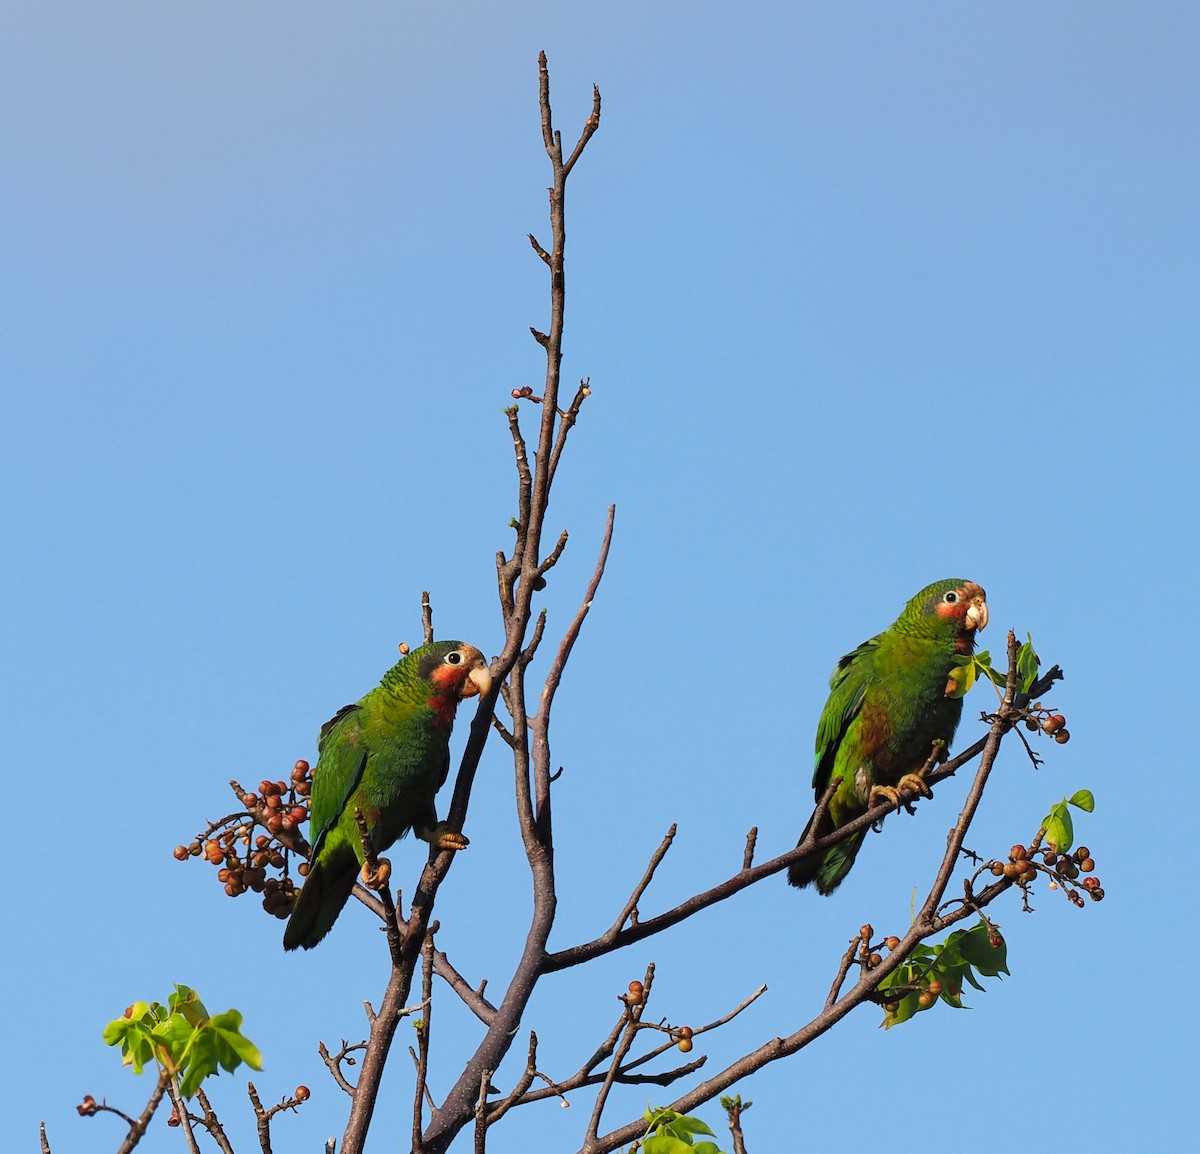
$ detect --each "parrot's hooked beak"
[966,597,988,633]
[464,662,493,700]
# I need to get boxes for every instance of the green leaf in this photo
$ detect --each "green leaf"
[210,1013,263,1071]
[693,1144,724,1154]
[881,990,921,1029]
[1068,789,1095,813]
[668,1116,716,1138]
[152,1015,195,1069]
[1043,801,1074,854]
[1017,637,1040,692]
[957,924,1009,977]
[947,657,976,698]
[169,985,210,1027]
[644,1136,694,1154]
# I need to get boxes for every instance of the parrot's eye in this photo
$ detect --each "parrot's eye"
[943,591,958,604]
[446,652,463,665]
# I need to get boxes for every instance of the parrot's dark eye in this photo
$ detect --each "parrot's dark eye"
[943,591,958,604]
[446,652,463,665]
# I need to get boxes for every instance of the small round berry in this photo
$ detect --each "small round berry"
[677,1037,693,1053]
[1054,729,1070,744]
[927,979,943,996]
[1079,857,1095,872]
[1010,845,1028,861]
[173,845,189,861]
[990,862,1004,876]
[1090,887,1105,901]
[884,936,901,950]
[917,992,936,1009]
[1075,846,1091,862]
[1083,876,1100,890]
[295,1085,311,1102]
[859,924,873,941]
[676,1026,694,1040]
[627,980,644,1004]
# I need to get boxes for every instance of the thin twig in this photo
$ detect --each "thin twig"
[164,1077,202,1154]
[412,932,436,1151]
[422,591,434,644]
[433,948,498,1025]
[319,1039,364,1096]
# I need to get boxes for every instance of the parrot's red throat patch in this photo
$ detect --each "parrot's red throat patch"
[427,664,477,726]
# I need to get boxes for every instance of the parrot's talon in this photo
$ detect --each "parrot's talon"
[868,784,903,811]
[417,822,470,852]
[361,857,392,891]
[897,771,934,800]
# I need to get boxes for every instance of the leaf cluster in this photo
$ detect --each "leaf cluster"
[102,984,262,1098]
[877,921,1010,1029]
[629,1106,728,1154]
[951,634,1039,697]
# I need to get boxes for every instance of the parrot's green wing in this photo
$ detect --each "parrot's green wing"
[307,704,369,862]
[812,635,877,792]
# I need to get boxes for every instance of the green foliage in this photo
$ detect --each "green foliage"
[628,1106,728,1154]
[951,634,1040,698]
[1042,790,1095,854]
[102,984,262,1098]
[877,921,1009,1029]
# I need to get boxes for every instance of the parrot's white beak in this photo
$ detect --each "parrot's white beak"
[966,598,988,633]
[465,664,493,699]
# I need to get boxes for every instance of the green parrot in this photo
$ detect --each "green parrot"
[283,640,492,951]
[787,579,989,894]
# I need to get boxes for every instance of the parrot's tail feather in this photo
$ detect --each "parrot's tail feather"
[282,850,359,951]
[787,809,866,895]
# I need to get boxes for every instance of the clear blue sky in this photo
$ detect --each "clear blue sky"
[3,3,1195,1151]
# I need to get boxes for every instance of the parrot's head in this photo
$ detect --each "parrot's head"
[417,641,493,715]
[906,579,988,647]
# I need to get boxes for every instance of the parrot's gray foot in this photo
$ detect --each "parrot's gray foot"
[361,857,392,890]
[417,823,470,852]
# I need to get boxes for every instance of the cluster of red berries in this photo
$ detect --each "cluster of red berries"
[174,760,313,919]
[990,844,1103,904]
[1023,704,1070,744]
